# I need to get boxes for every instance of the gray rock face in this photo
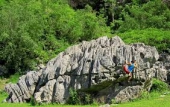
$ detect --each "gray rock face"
[114,86,142,103]
[4,36,168,103]
[5,71,40,102]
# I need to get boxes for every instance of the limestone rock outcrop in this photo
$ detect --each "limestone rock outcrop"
[4,36,168,103]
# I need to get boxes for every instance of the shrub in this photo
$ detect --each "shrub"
[150,78,169,92]
[67,88,81,105]
[30,96,37,106]
[84,93,91,104]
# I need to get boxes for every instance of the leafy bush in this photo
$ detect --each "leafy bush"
[67,88,94,105]
[67,88,81,105]
[150,78,169,92]
[30,96,37,106]
[134,78,168,101]
[84,93,91,104]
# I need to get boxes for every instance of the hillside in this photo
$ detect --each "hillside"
[0,0,170,106]
[0,0,170,76]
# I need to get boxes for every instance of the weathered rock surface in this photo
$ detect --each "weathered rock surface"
[4,36,169,103]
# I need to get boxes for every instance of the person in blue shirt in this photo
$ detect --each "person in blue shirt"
[123,60,136,82]
[127,60,136,82]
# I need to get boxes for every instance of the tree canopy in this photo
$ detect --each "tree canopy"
[0,0,170,76]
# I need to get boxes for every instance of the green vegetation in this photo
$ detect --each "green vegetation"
[115,0,170,32]
[112,78,170,107]
[1,0,170,76]
[67,88,93,105]
[118,28,170,52]
[1,0,170,106]
[115,92,170,107]
[0,92,170,107]
[150,78,169,92]
[0,79,7,91]
[0,0,110,76]
[0,103,98,107]
[6,72,20,83]
[67,88,81,105]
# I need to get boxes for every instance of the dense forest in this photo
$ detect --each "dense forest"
[0,0,170,76]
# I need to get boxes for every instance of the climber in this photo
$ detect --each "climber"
[123,60,137,82]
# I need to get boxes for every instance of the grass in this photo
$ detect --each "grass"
[0,72,20,91]
[0,91,98,107]
[114,92,170,107]
[0,78,8,91]
[0,103,98,107]
[6,72,20,83]
[1,92,170,107]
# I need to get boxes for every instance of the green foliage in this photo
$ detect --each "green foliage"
[67,87,94,105]
[114,0,170,32]
[150,78,169,92]
[7,72,20,83]
[0,90,8,102]
[111,98,117,104]
[118,28,170,52]
[0,0,44,74]
[91,100,99,106]
[0,0,5,7]
[139,90,151,100]
[84,94,91,104]
[133,80,168,102]
[30,96,36,106]
[30,96,40,106]
[51,4,110,43]
[1,0,170,77]
[67,88,81,105]
[121,91,170,107]
[134,78,168,102]
[68,0,170,34]
[0,0,110,76]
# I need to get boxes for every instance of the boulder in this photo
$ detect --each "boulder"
[4,36,168,103]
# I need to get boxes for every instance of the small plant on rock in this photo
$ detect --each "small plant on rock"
[67,88,81,105]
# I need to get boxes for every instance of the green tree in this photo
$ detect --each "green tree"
[0,0,110,76]
[115,0,170,32]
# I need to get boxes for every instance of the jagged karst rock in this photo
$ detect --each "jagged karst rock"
[4,36,169,103]
[113,85,142,103]
[34,79,56,103]
[5,71,40,102]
